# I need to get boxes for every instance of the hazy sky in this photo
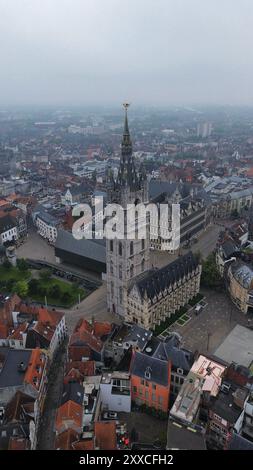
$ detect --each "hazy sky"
[1,0,253,106]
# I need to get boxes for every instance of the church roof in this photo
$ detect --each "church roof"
[134,251,199,300]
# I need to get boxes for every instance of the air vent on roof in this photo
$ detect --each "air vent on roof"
[221,382,231,394]
[145,347,152,353]
[17,362,27,373]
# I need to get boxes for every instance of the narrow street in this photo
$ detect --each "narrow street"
[36,341,67,450]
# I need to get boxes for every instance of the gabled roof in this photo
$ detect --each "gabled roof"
[55,400,83,433]
[64,361,95,383]
[133,251,199,300]
[72,439,94,450]
[8,322,28,340]
[147,334,193,372]
[69,319,112,353]
[55,429,80,450]
[94,421,117,450]
[221,240,239,258]
[0,214,17,234]
[130,351,169,387]
[61,383,84,406]
[4,390,35,422]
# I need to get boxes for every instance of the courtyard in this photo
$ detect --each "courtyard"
[118,412,167,447]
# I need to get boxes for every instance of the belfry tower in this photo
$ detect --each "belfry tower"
[106,104,150,317]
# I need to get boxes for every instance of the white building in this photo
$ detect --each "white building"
[100,372,131,413]
[0,215,18,244]
[33,209,59,243]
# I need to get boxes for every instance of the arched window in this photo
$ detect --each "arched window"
[142,239,145,250]
[130,241,134,256]
[110,240,113,252]
[119,242,122,256]
[130,265,134,278]
[119,264,122,279]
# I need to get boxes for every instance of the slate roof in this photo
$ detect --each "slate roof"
[149,181,189,201]
[0,214,16,234]
[231,262,253,289]
[61,382,84,406]
[147,334,193,372]
[67,183,90,196]
[209,383,246,424]
[130,351,169,386]
[228,433,253,450]
[0,348,32,388]
[134,251,198,300]
[112,323,152,350]
[221,240,239,258]
[55,229,106,264]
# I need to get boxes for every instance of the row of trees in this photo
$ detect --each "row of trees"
[200,252,223,289]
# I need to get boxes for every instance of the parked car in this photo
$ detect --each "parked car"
[194,304,202,315]
[103,411,118,420]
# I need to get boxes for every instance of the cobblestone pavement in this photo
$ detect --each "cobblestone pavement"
[150,223,221,268]
[17,229,56,263]
[63,283,119,334]
[37,341,67,450]
[166,288,249,355]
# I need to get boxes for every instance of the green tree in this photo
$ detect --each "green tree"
[39,269,51,282]
[3,259,11,269]
[49,284,61,298]
[201,253,222,289]
[29,278,39,295]
[15,280,29,298]
[61,291,71,305]
[17,258,29,271]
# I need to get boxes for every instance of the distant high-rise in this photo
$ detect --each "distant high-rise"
[197,122,212,138]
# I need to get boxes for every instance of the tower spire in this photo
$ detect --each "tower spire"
[122,103,132,152]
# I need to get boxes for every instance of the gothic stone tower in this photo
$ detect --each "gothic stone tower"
[106,104,150,318]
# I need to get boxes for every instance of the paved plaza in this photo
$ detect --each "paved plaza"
[166,288,249,355]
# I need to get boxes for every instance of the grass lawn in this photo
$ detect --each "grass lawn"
[29,277,87,308]
[176,314,191,326]
[0,265,31,282]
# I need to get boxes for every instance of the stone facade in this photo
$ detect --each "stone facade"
[127,251,201,330]
[106,106,202,325]
[106,105,150,318]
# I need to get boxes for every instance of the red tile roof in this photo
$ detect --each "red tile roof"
[55,400,83,434]
[69,319,112,354]
[8,322,28,340]
[94,421,117,450]
[72,439,94,450]
[64,361,95,384]
[24,348,46,390]
[55,429,80,450]
[8,437,29,450]
[0,323,9,339]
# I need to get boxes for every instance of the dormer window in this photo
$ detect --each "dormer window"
[144,366,151,380]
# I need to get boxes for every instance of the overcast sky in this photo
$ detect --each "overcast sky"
[0,0,253,106]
